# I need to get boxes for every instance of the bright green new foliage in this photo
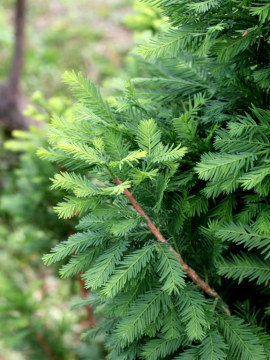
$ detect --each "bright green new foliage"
[43,0,270,359]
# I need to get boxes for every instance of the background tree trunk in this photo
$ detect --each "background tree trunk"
[0,0,28,130]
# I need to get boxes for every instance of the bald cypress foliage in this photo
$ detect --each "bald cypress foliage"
[42,1,270,359]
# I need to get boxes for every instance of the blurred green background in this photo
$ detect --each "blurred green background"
[0,1,134,359]
[0,0,165,358]
[0,0,133,96]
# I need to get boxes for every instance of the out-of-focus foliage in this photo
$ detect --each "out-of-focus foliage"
[0,94,105,359]
[2,92,71,251]
[0,0,135,358]
[123,0,164,33]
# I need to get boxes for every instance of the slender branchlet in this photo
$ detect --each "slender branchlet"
[114,177,231,315]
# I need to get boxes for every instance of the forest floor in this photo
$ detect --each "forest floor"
[1,0,133,97]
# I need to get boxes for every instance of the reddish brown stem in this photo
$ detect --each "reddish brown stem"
[114,177,230,315]
[76,273,97,328]
[34,330,57,360]
[7,0,26,97]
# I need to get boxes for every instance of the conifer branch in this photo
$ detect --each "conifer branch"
[68,226,96,328]
[76,273,97,328]
[114,177,230,315]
